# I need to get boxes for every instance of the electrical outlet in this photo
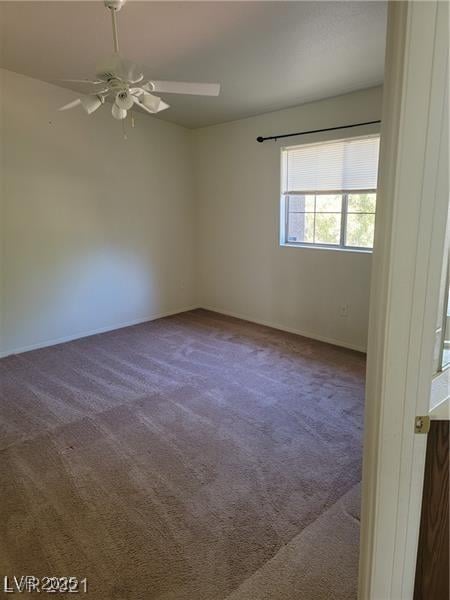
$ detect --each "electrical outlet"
[340,304,349,318]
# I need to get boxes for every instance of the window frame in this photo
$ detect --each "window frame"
[281,189,377,252]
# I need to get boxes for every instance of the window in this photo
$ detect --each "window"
[280,135,380,250]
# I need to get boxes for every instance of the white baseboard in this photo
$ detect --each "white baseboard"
[0,305,200,358]
[0,303,366,358]
[198,305,367,353]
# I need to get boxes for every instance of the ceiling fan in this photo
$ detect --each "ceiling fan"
[58,0,220,120]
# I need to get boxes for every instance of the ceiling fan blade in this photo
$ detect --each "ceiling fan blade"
[58,79,110,96]
[59,79,105,85]
[133,95,170,115]
[146,80,220,96]
[58,98,82,111]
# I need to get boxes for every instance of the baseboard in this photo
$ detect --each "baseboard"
[199,305,367,353]
[0,304,366,358]
[0,305,200,359]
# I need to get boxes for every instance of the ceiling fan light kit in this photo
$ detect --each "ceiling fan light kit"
[115,90,134,110]
[80,95,103,115]
[140,92,161,113]
[58,0,220,133]
[111,103,127,120]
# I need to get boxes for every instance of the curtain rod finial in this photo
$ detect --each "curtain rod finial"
[256,136,264,143]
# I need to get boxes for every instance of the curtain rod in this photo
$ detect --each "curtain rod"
[256,120,381,143]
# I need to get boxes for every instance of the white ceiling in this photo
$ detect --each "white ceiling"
[0,1,387,129]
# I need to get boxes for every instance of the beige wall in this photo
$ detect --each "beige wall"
[194,87,383,351]
[0,69,196,356]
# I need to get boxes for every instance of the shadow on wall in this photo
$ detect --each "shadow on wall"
[3,179,163,354]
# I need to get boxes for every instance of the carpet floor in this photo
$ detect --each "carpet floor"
[0,309,366,599]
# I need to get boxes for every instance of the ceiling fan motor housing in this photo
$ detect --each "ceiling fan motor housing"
[95,54,144,85]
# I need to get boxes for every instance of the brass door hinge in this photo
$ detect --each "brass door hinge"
[414,415,431,434]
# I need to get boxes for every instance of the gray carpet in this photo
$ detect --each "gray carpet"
[0,309,365,599]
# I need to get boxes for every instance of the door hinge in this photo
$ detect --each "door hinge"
[414,415,431,434]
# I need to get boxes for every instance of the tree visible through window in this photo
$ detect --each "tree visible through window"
[281,136,380,250]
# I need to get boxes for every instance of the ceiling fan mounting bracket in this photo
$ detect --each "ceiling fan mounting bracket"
[104,0,126,12]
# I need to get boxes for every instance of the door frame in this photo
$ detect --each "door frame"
[359,2,449,599]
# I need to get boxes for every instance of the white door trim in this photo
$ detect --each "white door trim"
[359,2,449,599]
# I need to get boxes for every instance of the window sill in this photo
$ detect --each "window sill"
[279,242,373,254]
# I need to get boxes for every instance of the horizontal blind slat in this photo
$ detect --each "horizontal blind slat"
[282,136,380,193]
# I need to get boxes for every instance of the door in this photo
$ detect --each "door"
[359,1,449,599]
[413,420,449,600]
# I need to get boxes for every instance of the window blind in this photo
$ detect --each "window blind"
[282,135,380,194]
